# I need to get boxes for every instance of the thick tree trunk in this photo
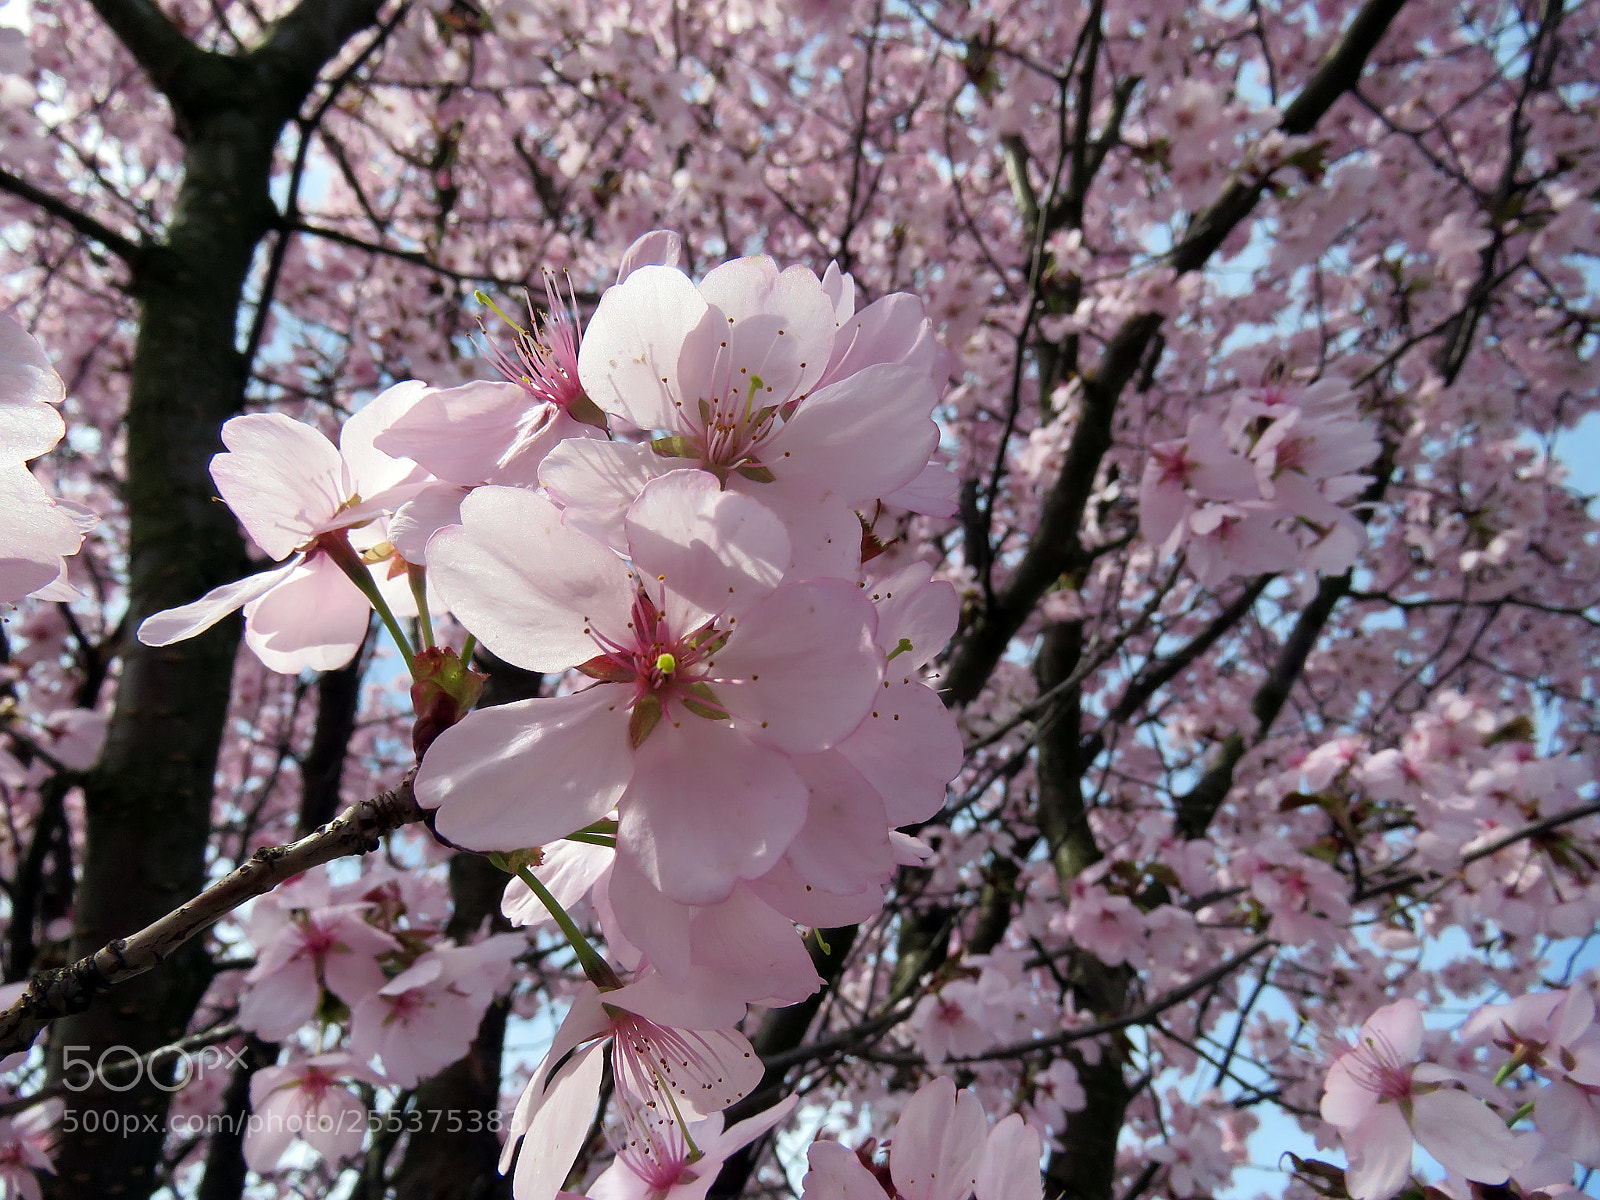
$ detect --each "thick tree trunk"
[43,5,384,1197]
[389,854,517,1200]
[47,104,283,1200]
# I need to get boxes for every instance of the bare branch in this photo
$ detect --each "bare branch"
[85,0,209,102]
[942,0,1411,706]
[0,775,424,1056]
[0,166,143,265]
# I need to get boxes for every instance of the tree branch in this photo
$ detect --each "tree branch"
[288,219,530,288]
[85,0,207,102]
[941,0,1411,707]
[0,775,424,1057]
[0,166,143,265]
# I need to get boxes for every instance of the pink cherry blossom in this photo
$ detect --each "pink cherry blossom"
[417,471,881,905]
[244,1054,381,1174]
[0,314,93,603]
[348,935,522,1086]
[501,980,762,1200]
[0,1096,60,1200]
[1466,988,1600,1166]
[544,255,944,576]
[800,1077,1043,1200]
[1321,999,1523,1200]
[237,901,401,1040]
[588,1095,799,1200]
[136,383,431,662]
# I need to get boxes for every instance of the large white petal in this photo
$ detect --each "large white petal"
[211,413,345,560]
[541,437,669,554]
[762,363,939,504]
[837,682,961,826]
[683,257,835,408]
[338,379,433,502]
[712,579,880,756]
[507,1041,605,1200]
[419,688,633,851]
[891,1077,988,1200]
[371,379,532,485]
[625,471,788,628]
[1411,1089,1522,1184]
[618,719,807,905]
[428,485,632,672]
[579,266,707,430]
[242,553,371,674]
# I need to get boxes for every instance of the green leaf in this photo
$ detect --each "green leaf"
[629,695,663,747]
[652,435,698,459]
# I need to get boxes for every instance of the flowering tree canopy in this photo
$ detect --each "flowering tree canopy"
[0,0,1598,1197]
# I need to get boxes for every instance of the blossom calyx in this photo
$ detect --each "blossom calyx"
[409,645,487,757]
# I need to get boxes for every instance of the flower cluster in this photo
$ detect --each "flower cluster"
[224,864,522,1171]
[1139,378,1379,585]
[1319,987,1600,1200]
[127,236,967,1197]
[801,1075,1044,1200]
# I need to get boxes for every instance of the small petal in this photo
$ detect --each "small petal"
[211,413,346,560]
[1410,1089,1522,1185]
[625,471,790,627]
[976,1115,1044,1200]
[713,579,880,756]
[508,1041,606,1200]
[242,554,371,674]
[137,560,300,646]
[579,266,709,431]
[891,1077,988,1200]
[617,230,683,281]
[618,719,807,904]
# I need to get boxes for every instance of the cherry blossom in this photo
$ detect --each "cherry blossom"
[1321,999,1523,1200]
[236,901,401,1040]
[800,1077,1044,1200]
[543,255,945,576]
[417,471,881,904]
[501,980,762,1200]
[0,314,93,603]
[136,384,431,666]
[588,1095,799,1200]
[347,935,523,1087]
[243,1054,382,1174]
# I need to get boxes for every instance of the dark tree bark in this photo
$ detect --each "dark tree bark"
[42,3,388,1197]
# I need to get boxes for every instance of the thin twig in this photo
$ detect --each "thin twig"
[0,775,424,1056]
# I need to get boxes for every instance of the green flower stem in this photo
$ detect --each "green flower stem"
[407,563,435,650]
[1492,1046,1531,1087]
[563,831,617,848]
[497,855,619,989]
[318,531,417,675]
